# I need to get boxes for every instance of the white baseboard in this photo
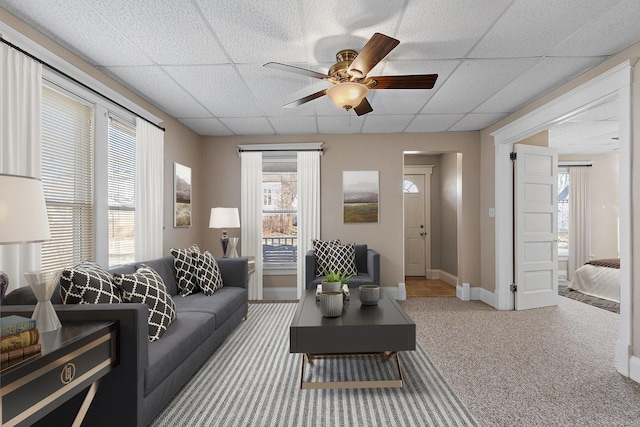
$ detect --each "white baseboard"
[262,287,297,300]
[629,356,640,383]
[480,288,497,308]
[427,269,457,287]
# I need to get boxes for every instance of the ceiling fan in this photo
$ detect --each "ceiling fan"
[264,33,438,116]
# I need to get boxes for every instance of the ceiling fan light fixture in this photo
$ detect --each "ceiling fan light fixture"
[326,82,369,110]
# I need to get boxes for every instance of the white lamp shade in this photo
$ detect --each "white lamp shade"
[326,82,369,110]
[209,207,240,229]
[0,174,51,244]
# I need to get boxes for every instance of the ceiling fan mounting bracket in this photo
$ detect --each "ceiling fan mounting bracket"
[329,49,361,82]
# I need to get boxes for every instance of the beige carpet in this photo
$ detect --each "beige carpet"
[400,296,640,426]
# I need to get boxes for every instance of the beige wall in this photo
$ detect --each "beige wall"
[560,153,620,260]
[440,153,459,276]
[200,133,481,287]
[480,41,640,355]
[0,9,205,255]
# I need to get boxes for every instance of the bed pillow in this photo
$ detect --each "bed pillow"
[113,265,177,342]
[313,239,341,276]
[170,244,201,297]
[193,251,224,295]
[60,261,122,304]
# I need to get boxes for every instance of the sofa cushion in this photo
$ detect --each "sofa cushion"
[170,245,200,296]
[172,287,247,328]
[60,261,122,304]
[312,239,340,276]
[145,311,216,395]
[193,251,223,295]
[135,256,178,297]
[113,266,177,342]
[325,242,357,276]
[354,244,368,274]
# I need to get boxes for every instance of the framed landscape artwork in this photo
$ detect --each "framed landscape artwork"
[343,170,379,223]
[174,162,192,227]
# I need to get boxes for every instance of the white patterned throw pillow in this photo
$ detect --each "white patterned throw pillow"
[60,261,122,304]
[325,242,357,277]
[194,251,223,295]
[312,239,341,276]
[113,265,177,342]
[170,244,200,296]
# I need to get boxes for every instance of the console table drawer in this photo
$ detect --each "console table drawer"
[1,321,117,427]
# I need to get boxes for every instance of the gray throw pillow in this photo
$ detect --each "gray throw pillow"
[193,251,223,295]
[312,239,341,276]
[170,244,200,296]
[60,261,122,304]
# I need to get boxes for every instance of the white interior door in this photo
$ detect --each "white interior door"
[404,174,429,276]
[514,144,558,310]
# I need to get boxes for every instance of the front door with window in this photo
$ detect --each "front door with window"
[404,173,430,276]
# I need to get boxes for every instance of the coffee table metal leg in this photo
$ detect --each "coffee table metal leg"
[299,352,404,390]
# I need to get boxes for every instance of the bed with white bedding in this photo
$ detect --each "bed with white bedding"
[569,258,620,303]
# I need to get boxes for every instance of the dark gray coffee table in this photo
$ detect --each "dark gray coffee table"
[290,288,415,389]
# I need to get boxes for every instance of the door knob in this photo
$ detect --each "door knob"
[420,232,426,236]
[419,224,424,229]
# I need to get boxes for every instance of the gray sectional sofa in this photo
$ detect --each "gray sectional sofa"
[2,255,249,427]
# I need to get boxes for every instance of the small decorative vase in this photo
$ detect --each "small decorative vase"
[24,271,62,332]
[359,285,381,306]
[320,291,343,317]
[321,281,341,293]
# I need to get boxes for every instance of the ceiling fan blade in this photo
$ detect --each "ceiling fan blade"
[368,74,439,89]
[348,33,400,78]
[283,89,327,108]
[264,62,327,80]
[354,98,373,116]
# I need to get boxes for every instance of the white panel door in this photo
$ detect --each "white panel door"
[404,174,429,276]
[514,144,558,310]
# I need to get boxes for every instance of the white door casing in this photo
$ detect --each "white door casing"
[514,144,558,310]
[403,166,433,277]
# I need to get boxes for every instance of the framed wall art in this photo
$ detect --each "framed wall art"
[174,162,192,227]
[343,170,379,223]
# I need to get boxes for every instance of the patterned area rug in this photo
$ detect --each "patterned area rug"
[151,303,478,427]
[558,284,620,314]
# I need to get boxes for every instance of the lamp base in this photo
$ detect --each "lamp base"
[0,270,8,300]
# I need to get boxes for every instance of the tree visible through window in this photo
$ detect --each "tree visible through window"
[558,169,569,257]
[262,160,297,264]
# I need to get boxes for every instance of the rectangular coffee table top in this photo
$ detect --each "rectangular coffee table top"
[290,288,416,354]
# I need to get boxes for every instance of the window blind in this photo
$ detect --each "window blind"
[41,86,95,273]
[108,117,136,267]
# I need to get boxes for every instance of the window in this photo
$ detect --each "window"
[558,168,569,257]
[403,179,419,193]
[41,86,95,273]
[108,117,136,266]
[262,159,297,264]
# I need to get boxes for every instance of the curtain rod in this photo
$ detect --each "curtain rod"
[1,38,165,132]
[238,148,323,153]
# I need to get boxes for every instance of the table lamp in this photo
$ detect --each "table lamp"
[209,207,240,257]
[0,173,60,332]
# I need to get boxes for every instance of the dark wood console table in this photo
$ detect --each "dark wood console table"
[1,321,118,427]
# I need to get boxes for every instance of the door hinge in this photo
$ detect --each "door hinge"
[510,283,517,293]
[510,152,517,161]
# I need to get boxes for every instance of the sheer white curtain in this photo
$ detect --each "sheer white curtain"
[568,167,591,280]
[0,44,43,291]
[241,152,263,300]
[135,118,164,261]
[296,151,320,298]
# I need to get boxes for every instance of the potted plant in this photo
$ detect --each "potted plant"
[322,270,352,296]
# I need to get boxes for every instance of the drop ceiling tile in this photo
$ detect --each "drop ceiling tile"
[394,0,512,59]
[474,57,607,114]
[237,64,319,116]
[163,65,263,117]
[317,115,366,134]
[361,115,414,133]
[102,66,210,118]
[366,60,460,114]
[470,0,621,58]
[421,58,538,114]
[301,0,404,65]
[93,0,227,65]
[219,117,275,135]
[550,0,640,57]
[448,113,508,131]
[195,0,305,63]
[179,118,233,136]
[405,114,465,133]
[268,116,318,134]
[1,0,154,66]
